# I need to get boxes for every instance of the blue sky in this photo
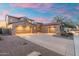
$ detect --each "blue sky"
[0,3,79,23]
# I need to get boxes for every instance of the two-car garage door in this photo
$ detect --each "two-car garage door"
[16,25,32,34]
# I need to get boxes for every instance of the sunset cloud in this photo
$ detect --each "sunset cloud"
[0,9,26,20]
[0,10,9,16]
[0,10,10,20]
[64,13,72,19]
[71,11,79,15]
[10,3,52,8]
[10,3,39,8]
[55,8,66,14]
[0,3,78,22]
[75,6,79,10]
[10,3,53,13]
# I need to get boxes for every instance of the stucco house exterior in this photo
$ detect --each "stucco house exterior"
[6,15,61,35]
[74,26,79,35]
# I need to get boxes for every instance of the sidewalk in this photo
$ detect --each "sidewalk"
[74,35,79,56]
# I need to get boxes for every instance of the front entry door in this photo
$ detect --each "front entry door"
[36,25,42,33]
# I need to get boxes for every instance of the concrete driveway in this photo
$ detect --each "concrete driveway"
[0,35,63,56]
[18,34,75,56]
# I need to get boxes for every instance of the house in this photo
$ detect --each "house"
[74,26,79,35]
[6,15,60,35]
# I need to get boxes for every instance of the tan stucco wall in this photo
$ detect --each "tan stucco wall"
[11,21,60,35]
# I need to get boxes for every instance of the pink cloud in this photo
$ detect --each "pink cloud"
[64,14,72,19]
[10,3,53,13]
[76,6,79,10]
[0,10,25,20]
[72,11,79,15]
[32,17,49,23]
[0,10,9,16]
[38,3,52,10]
[10,3,39,8]
[55,8,66,14]
[10,3,52,8]
[0,10,10,20]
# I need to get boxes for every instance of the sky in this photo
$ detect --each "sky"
[0,3,79,23]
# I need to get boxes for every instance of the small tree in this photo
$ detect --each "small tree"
[53,16,65,33]
[64,19,76,28]
[52,16,76,36]
[53,16,65,23]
